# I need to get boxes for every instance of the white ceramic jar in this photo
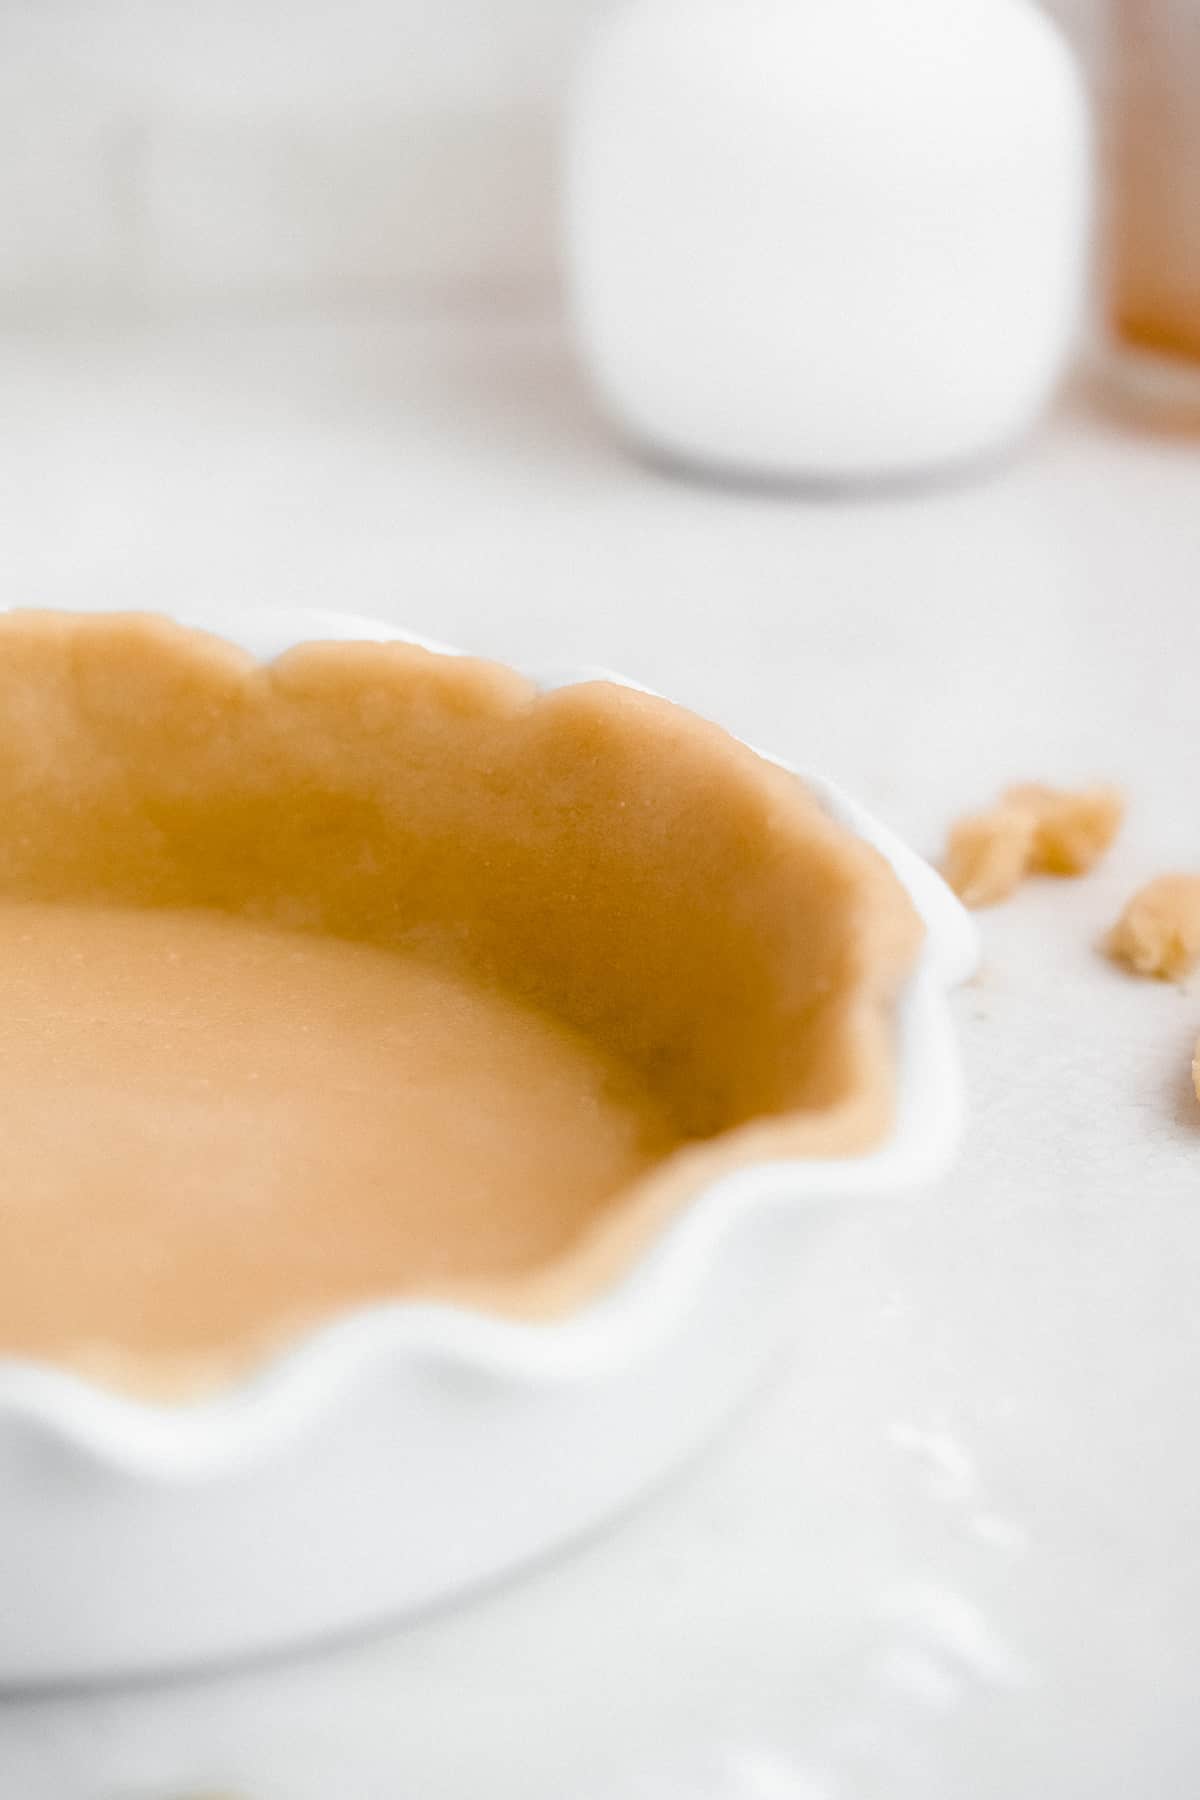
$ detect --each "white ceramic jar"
[566,0,1091,484]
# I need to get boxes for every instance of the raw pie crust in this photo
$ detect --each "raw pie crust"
[0,613,921,1391]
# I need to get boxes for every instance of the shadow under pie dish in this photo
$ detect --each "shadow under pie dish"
[0,606,974,1682]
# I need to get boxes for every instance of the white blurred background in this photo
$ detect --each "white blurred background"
[0,0,1094,319]
[0,0,600,314]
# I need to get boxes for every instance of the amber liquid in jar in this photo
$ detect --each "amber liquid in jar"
[1109,0,1200,368]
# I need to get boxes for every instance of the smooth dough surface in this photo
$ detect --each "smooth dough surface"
[0,901,680,1367]
[0,612,921,1385]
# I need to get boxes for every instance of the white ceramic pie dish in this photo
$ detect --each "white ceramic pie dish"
[0,605,975,1685]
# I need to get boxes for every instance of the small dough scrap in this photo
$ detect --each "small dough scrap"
[943,782,1124,908]
[1106,874,1200,980]
[1003,783,1125,877]
[943,806,1038,908]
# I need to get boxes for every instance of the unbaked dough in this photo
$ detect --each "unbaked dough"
[942,805,1037,909]
[1106,874,1200,980]
[943,783,1124,908]
[0,901,679,1370]
[1007,784,1126,878]
[0,612,921,1386]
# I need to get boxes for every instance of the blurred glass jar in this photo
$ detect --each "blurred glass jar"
[1105,0,1200,413]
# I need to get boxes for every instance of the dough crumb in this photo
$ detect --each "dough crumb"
[1004,783,1125,877]
[943,783,1124,908]
[1106,874,1200,980]
[943,806,1037,908]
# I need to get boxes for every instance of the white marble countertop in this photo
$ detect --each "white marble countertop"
[1,316,1198,1800]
